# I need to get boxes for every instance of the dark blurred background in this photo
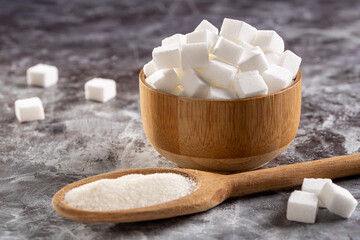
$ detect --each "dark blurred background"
[0,0,359,239]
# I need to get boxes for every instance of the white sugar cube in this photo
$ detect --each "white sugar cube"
[194,19,219,34]
[15,97,45,123]
[287,190,318,223]
[174,67,184,79]
[265,52,282,65]
[143,60,158,77]
[145,69,180,94]
[207,86,237,100]
[152,45,181,69]
[170,85,184,96]
[26,63,58,88]
[186,30,218,51]
[85,78,117,103]
[238,41,253,51]
[161,33,186,46]
[212,37,244,65]
[238,47,269,73]
[252,30,284,54]
[319,182,358,218]
[181,69,210,98]
[262,64,292,93]
[233,71,268,98]
[301,178,332,208]
[220,18,257,43]
[280,50,302,79]
[181,42,209,69]
[202,59,238,88]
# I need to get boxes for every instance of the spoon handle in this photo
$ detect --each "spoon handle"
[228,153,360,197]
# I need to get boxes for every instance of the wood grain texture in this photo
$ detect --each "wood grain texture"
[139,70,302,171]
[52,153,360,223]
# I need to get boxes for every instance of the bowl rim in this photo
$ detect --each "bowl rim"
[139,69,302,102]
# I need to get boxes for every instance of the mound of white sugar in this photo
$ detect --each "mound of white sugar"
[64,173,196,211]
[143,17,302,99]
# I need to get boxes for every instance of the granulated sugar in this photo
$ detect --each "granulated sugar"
[64,173,196,211]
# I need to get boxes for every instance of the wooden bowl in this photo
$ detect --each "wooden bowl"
[139,70,302,172]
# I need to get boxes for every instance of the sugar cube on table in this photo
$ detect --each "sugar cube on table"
[233,70,268,98]
[252,30,284,55]
[145,69,180,94]
[262,64,292,93]
[265,52,282,65]
[26,63,58,88]
[212,37,244,66]
[186,30,218,51]
[194,19,219,34]
[181,42,209,69]
[152,44,181,69]
[143,60,158,77]
[207,86,237,100]
[286,190,319,223]
[181,69,210,99]
[301,178,332,208]
[202,59,238,88]
[15,97,45,123]
[238,47,269,73]
[220,18,257,44]
[280,50,302,79]
[161,33,186,46]
[319,182,358,218]
[85,78,117,103]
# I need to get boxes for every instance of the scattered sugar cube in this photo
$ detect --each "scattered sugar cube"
[181,42,209,69]
[26,63,58,88]
[194,19,219,34]
[220,18,257,43]
[186,30,218,51]
[319,182,358,218]
[233,71,268,98]
[152,45,181,69]
[202,59,238,88]
[262,64,292,93]
[85,78,117,103]
[265,52,282,65]
[161,33,186,46]
[170,85,184,96]
[145,69,180,94]
[287,190,319,224]
[181,69,210,98]
[15,97,45,123]
[280,50,302,79]
[212,37,244,65]
[143,60,158,77]
[252,30,284,54]
[207,86,237,100]
[238,47,269,73]
[302,178,332,208]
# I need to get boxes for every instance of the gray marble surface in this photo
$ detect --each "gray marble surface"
[1,0,360,239]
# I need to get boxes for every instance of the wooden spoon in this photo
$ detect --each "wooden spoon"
[52,153,360,223]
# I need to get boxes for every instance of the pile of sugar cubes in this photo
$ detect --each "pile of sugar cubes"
[287,178,358,223]
[143,18,302,99]
[15,63,117,123]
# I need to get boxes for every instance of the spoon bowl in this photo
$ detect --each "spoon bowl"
[52,154,360,223]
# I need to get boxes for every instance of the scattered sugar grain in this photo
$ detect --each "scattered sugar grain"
[64,173,196,211]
